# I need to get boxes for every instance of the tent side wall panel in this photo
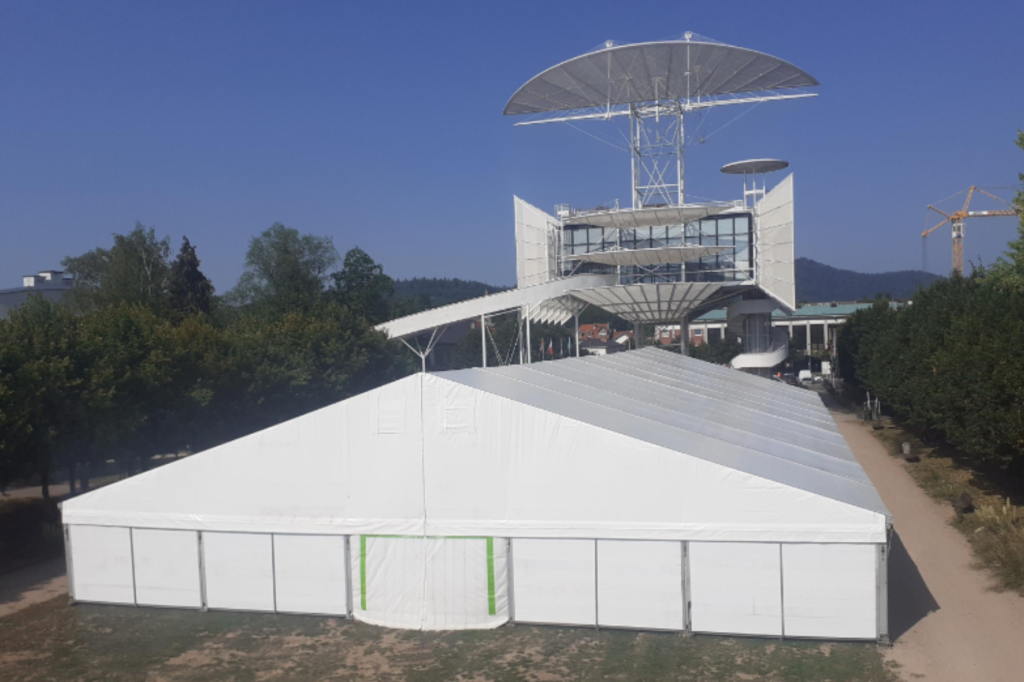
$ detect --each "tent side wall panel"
[511,539,596,626]
[689,541,782,636]
[423,537,508,629]
[352,536,508,630]
[132,528,202,608]
[67,525,135,604]
[202,532,275,612]
[273,534,348,616]
[782,543,878,639]
[597,540,684,631]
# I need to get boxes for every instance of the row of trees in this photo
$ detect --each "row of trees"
[837,132,1024,475]
[0,223,415,496]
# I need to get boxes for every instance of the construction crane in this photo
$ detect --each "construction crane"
[922,186,1018,274]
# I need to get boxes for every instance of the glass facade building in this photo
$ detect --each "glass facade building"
[561,212,754,284]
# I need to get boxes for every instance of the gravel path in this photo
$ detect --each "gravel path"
[827,396,1024,682]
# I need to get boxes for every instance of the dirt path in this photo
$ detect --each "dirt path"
[828,399,1024,682]
[0,558,67,619]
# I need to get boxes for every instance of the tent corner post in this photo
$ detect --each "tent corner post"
[197,530,208,612]
[63,524,75,605]
[129,527,138,607]
[593,539,599,630]
[877,541,890,646]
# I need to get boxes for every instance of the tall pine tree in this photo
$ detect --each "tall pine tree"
[168,236,214,317]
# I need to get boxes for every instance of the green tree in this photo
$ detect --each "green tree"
[227,223,339,316]
[224,303,410,430]
[330,247,395,324]
[62,223,172,313]
[0,297,84,498]
[988,130,1024,288]
[168,236,215,317]
[689,334,743,365]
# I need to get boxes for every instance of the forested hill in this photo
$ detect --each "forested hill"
[795,258,940,302]
[391,277,511,308]
[391,259,940,309]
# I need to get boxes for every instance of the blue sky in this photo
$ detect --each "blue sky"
[2,1,1022,290]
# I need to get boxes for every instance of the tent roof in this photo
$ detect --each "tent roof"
[62,348,888,539]
[443,348,889,518]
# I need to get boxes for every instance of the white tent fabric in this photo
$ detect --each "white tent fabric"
[353,536,508,630]
[132,529,201,608]
[62,347,889,638]
[63,348,888,541]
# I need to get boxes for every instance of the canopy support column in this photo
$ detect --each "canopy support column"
[400,325,448,373]
[481,314,487,368]
[680,317,689,356]
[574,313,580,357]
[525,304,532,363]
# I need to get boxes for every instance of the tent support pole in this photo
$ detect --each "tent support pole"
[64,525,76,605]
[344,535,354,618]
[507,538,516,624]
[270,534,278,613]
[198,531,208,611]
[779,544,785,640]
[594,540,599,630]
[129,527,138,606]
[682,541,692,636]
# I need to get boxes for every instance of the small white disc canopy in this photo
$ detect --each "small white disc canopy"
[720,159,789,175]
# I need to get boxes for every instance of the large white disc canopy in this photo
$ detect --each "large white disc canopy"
[504,38,818,116]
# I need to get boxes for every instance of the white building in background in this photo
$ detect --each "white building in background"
[0,270,73,318]
[658,302,887,355]
[378,34,809,375]
[60,35,892,643]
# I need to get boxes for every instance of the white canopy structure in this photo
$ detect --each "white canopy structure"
[568,245,730,268]
[504,38,819,116]
[62,349,890,641]
[562,204,730,229]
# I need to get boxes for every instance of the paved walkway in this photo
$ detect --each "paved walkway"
[825,393,1024,682]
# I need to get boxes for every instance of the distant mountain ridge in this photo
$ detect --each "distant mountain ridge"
[795,258,940,302]
[391,259,940,311]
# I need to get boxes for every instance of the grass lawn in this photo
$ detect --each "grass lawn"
[0,598,899,682]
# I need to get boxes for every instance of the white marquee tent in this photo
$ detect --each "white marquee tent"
[62,348,891,640]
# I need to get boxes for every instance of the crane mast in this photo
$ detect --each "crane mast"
[921,186,1018,274]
